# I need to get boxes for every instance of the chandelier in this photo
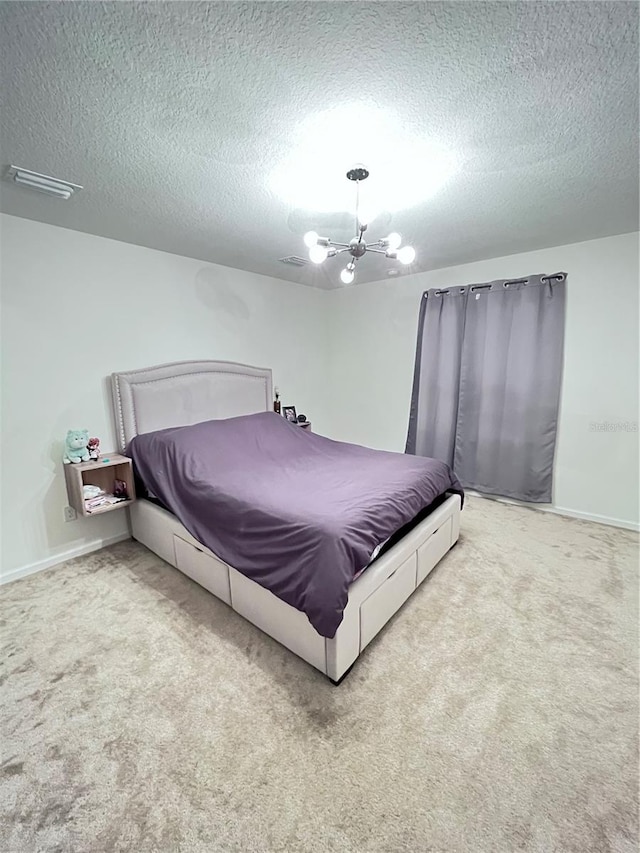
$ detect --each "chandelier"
[303,166,416,285]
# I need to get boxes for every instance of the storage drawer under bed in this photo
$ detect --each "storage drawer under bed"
[173,535,232,605]
[358,514,454,652]
[417,516,453,584]
[359,552,417,651]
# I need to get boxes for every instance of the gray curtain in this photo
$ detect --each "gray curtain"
[406,273,566,503]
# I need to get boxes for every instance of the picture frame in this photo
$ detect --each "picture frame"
[282,405,298,423]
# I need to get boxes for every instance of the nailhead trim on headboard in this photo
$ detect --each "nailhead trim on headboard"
[111,360,273,452]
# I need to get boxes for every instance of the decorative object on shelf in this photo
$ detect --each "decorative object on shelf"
[113,478,129,500]
[303,166,416,286]
[297,414,308,423]
[83,485,102,500]
[63,429,90,464]
[273,386,281,415]
[84,491,128,513]
[282,405,298,423]
[87,436,101,460]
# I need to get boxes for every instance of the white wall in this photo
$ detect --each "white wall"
[2,218,637,581]
[326,232,640,529]
[0,214,329,578]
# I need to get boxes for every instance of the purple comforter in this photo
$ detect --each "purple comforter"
[128,412,462,638]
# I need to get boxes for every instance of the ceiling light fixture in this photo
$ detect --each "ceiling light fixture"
[5,165,83,200]
[303,167,416,286]
[269,103,458,212]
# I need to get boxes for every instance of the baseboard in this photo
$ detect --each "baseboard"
[0,532,132,586]
[467,491,639,532]
[550,505,639,532]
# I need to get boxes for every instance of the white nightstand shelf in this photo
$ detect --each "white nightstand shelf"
[64,453,136,518]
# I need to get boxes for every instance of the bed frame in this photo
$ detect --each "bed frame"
[111,360,461,682]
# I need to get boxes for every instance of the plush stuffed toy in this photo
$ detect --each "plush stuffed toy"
[63,429,90,464]
[87,437,101,460]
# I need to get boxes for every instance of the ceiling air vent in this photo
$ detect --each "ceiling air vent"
[279,256,309,267]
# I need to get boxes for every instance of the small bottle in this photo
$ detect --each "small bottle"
[274,387,281,415]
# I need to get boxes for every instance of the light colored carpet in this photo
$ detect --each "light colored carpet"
[1,497,638,853]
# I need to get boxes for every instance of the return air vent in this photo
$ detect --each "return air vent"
[279,255,309,267]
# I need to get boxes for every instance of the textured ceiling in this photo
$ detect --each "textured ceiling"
[0,1,638,288]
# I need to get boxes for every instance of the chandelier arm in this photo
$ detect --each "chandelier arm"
[366,247,389,255]
[328,242,350,249]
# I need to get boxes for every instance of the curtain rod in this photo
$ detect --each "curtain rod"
[434,271,566,296]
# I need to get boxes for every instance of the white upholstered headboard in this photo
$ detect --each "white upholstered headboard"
[111,360,273,451]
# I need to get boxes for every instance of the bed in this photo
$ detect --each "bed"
[111,359,462,682]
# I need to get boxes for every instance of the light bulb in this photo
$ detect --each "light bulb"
[397,246,416,265]
[357,207,378,228]
[309,245,329,264]
[340,267,355,285]
[303,230,319,248]
[386,232,402,250]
